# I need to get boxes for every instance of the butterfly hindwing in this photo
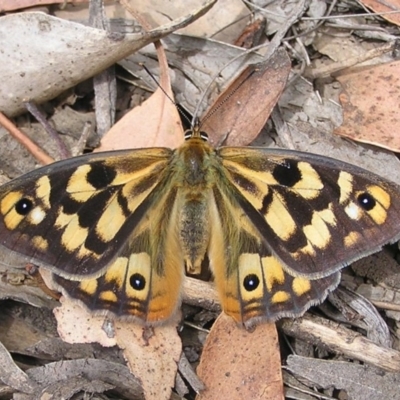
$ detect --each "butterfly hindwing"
[52,186,184,323]
[208,183,341,325]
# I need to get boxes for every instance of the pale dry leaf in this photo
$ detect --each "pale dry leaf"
[329,287,391,347]
[197,313,284,400]
[313,33,367,62]
[116,321,182,400]
[96,87,183,151]
[0,0,87,12]
[38,378,114,399]
[0,1,217,116]
[95,3,185,151]
[52,296,117,348]
[335,60,400,152]
[0,122,72,177]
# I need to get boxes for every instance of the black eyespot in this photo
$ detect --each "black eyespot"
[243,274,260,292]
[130,273,146,291]
[15,198,33,215]
[357,192,376,211]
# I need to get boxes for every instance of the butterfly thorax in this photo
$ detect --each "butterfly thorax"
[172,137,217,275]
[174,137,214,185]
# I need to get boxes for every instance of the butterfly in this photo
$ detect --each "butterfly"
[0,126,399,327]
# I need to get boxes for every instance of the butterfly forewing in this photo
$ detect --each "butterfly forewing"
[0,148,172,278]
[219,147,400,279]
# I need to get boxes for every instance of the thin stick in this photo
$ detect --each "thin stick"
[0,111,53,165]
[24,102,70,159]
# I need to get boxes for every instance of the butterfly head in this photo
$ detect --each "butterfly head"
[184,117,209,142]
[184,129,209,142]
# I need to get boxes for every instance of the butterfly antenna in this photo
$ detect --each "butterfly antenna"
[140,63,192,128]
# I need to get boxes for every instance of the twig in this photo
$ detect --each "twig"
[89,0,117,137]
[72,122,93,157]
[304,41,395,79]
[0,111,53,165]
[24,102,70,159]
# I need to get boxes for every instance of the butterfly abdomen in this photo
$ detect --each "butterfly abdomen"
[172,137,219,275]
[179,195,210,275]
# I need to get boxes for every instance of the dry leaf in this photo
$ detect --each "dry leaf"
[202,47,291,146]
[116,322,182,400]
[279,72,400,185]
[0,1,216,116]
[50,215,181,400]
[360,0,400,26]
[52,296,118,348]
[97,12,185,151]
[96,87,183,150]
[197,314,284,400]
[0,0,88,12]
[335,60,400,152]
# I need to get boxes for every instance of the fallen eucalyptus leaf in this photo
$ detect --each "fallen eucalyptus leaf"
[0,0,216,116]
